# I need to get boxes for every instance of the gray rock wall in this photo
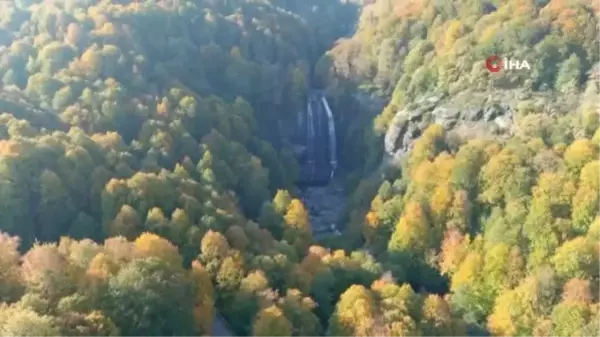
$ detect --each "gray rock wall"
[382,90,552,161]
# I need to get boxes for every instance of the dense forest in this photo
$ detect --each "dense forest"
[0,0,598,336]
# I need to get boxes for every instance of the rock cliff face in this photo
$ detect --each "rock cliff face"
[383,90,575,162]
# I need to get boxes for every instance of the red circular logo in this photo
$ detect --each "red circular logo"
[486,56,503,72]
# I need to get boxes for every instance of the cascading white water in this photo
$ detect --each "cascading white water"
[321,95,337,178]
[306,98,316,169]
[316,97,323,144]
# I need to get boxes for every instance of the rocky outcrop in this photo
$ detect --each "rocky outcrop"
[383,90,538,162]
[300,182,346,238]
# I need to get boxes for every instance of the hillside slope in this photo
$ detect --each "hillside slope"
[319,0,599,174]
[0,0,598,336]
[0,0,361,336]
[319,0,600,335]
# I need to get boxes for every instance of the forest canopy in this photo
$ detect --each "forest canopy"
[0,0,599,336]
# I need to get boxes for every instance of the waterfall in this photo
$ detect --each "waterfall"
[299,92,337,184]
[321,95,337,178]
[317,98,323,143]
[306,98,316,178]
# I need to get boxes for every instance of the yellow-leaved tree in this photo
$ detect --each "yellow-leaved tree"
[328,285,376,336]
[190,261,215,335]
[252,305,292,337]
[133,232,182,267]
[284,199,312,254]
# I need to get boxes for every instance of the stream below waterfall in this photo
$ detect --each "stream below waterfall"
[298,180,347,239]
